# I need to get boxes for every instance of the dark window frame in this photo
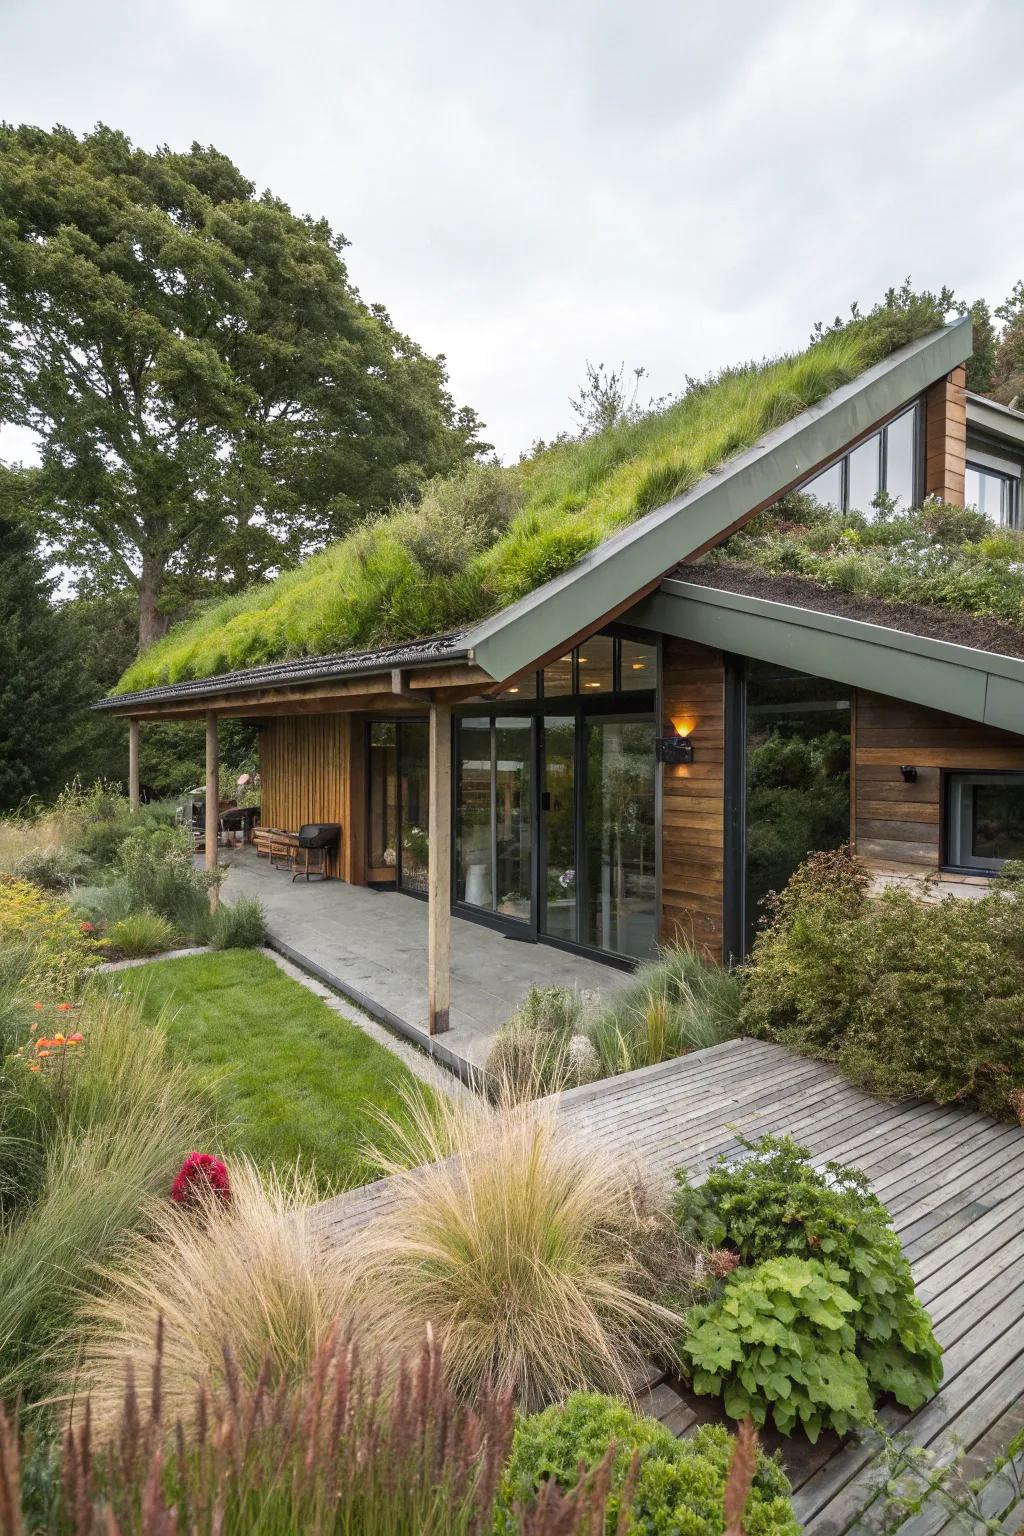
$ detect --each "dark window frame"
[943,769,1024,873]
[798,400,922,515]
[964,458,1021,529]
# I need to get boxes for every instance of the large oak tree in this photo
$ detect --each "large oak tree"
[0,124,484,648]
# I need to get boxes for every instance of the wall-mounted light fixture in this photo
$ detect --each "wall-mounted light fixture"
[900,765,918,783]
[657,728,694,765]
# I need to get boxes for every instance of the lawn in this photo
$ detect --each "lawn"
[107,948,436,1194]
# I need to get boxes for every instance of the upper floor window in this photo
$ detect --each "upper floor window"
[800,404,919,517]
[495,635,657,702]
[965,449,1021,528]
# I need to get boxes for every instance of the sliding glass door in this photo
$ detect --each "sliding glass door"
[455,716,532,922]
[540,715,576,942]
[581,716,657,957]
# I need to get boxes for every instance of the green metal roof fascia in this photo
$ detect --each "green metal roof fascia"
[465,317,973,683]
[630,577,1024,734]
[966,392,1024,452]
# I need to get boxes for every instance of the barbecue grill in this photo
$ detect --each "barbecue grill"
[293,823,341,882]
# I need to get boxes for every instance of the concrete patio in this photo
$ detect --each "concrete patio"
[220,846,629,1073]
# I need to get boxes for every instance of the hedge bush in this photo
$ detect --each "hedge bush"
[498,1392,799,1534]
[740,847,1024,1121]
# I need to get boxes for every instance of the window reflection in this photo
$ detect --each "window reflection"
[847,434,881,514]
[620,639,657,690]
[576,635,614,693]
[804,461,843,509]
[543,653,574,697]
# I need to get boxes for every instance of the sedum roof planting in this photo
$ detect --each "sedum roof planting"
[116,293,953,694]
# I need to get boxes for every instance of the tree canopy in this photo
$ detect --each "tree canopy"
[0,467,79,810]
[0,124,485,648]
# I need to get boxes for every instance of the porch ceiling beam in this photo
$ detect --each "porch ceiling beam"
[123,691,432,722]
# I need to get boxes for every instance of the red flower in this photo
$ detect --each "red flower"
[80,921,95,934]
[170,1153,231,1210]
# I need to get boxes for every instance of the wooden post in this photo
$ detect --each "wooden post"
[205,710,219,912]
[128,720,140,812]
[427,701,452,1035]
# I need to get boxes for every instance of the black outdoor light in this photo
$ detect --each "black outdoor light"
[657,729,695,765]
[900,765,918,783]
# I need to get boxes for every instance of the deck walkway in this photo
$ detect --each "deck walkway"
[313,1038,1024,1534]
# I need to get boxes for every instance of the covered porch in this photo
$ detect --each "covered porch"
[220,845,629,1073]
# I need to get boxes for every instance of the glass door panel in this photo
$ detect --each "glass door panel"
[398,721,429,895]
[582,717,657,959]
[541,715,576,941]
[367,722,398,880]
[494,717,531,920]
[456,717,494,909]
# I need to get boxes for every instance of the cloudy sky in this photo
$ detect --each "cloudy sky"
[3,0,1024,462]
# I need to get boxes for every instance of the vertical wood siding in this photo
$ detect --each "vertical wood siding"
[259,715,352,878]
[660,638,725,961]
[853,688,1024,873]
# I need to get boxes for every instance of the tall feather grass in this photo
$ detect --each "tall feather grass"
[63,1160,351,1435]
[339,1090,694,1410]
[0,990,207,1405]
[588,946,743,1078]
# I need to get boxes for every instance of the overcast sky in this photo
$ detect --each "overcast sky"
[3,0,1024,463]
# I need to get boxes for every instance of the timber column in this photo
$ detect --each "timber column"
[128,720,140,812]
[427,701,452,1034]
[205,710,219,911]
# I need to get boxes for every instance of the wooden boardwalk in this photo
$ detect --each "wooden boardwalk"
[313,1038,1024,1534]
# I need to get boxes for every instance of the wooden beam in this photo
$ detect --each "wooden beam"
[124,691,432,723]
[128,720,140,812]
[205,711,219,911]
[427,701,452,1035]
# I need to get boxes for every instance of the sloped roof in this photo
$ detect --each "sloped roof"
[102,316,972,712]
[632,573,1024,735]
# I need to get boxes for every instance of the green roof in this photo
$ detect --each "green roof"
[115,296,963,694]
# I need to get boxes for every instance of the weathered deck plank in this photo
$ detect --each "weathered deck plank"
[311,1038,1024,1532]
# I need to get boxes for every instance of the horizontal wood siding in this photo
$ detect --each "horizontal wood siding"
[259,715,351,878]
[924,363,967,505]
[660,638,725,961]
[854,688,1024,873]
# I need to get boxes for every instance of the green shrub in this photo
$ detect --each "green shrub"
[741,846,1024,1120]
[498,1392,799,1534]
[210,896,266,950]
[588,944,742,1076]
[681,1256,875,1441]
[11,846,94,891]
[114,822,218,939]
[675,1135,943,1411]
[106,910,177,958]
[0,878,101,997]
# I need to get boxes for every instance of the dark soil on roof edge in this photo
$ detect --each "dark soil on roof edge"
[679,562,1024,663]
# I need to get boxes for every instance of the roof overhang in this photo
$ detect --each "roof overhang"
[966,391,1024,452]
[630,577,1024,734]
[464,317,973,682]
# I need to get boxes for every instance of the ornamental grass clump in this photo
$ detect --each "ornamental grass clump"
[64,1160,351,1435]
[0,989,207,1405]
[588,944,742,1077]
[340,1089,694,1409]
[209,895,265,950]
[0,1333,629,1535]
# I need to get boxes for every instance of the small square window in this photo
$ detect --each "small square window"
[946,772,1024,871]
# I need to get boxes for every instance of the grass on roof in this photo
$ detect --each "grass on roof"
[705,494,1024,629]
[117,289,951,691]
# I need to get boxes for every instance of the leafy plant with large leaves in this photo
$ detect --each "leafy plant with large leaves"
[0,123,483,649]
[675,1135,943,1427]
[682,1256,876,1441]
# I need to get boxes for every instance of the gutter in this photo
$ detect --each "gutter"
[632,577,1024,734]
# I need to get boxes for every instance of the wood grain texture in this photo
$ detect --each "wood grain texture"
[924,364,967,505]
[854,688,1024,875]
[660,637,725,960]
[259,714,351,878]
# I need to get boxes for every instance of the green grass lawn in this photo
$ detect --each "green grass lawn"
[107,949,435,1195]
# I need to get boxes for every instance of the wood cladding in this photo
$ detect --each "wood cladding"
[853,688,1024,873]
[924,364,967,505]
[259,715,356,880]
[660,638,725,961]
